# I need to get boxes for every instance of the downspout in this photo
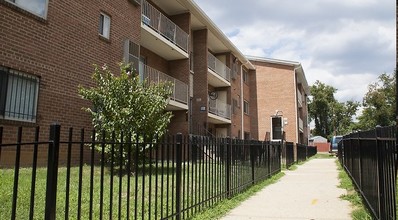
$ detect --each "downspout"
[293,66,300,144]
[240,61,249,139]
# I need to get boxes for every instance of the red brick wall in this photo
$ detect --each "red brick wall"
[0,0,141,165]
[192,29,208,132]
[243,68,251,138]
[249,69,259,140]
[231,59,242,139]
[251,61,297,143]
[0,0,141,129]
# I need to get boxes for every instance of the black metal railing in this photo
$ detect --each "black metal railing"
[296,143,317,162]
[338,126,397,220]
[282,142,295,169]
[0,125,282,220]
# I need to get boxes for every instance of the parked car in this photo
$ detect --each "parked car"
[330,135,342,155]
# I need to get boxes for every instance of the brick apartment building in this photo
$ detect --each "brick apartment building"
[248,56,310,144]
[0,0,308,144]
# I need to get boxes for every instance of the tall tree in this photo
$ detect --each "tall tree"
[331,100,359,135]
[309,80,359,139]
[308,81,336,138]
[357,71,396,129]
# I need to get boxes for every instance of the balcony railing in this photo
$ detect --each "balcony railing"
[141,64,188,106]
[208,53,231,82]
[209,99,231,120]
[141,0,189,53]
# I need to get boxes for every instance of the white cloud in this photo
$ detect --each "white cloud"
[194,0,395,103]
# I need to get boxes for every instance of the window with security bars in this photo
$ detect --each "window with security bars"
[0,67,40,122]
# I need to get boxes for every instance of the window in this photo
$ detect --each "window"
[0,67,40,122]
[243,69,249,83]
[6,0,48,18]
[189,52,194,73]
[99,13,111,39]
[243,100,249,115]
[123,40,140,73]
[232,98,238,114]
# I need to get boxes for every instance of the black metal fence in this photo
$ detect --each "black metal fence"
[0,125,282,220]
[338,126,397,220]
[282,142,295,169]
[296,144,317,162]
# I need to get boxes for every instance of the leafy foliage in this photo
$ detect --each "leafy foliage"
[309,81,359,139]
[356,71,396,130]
[79,63,173,169]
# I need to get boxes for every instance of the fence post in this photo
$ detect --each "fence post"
[226,137,231,198]
[175,133,183,220]
[45,124,61,220]
[375,127,384,219]
[250,141,255,184]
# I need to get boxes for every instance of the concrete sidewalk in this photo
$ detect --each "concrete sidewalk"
[221,158,352,220]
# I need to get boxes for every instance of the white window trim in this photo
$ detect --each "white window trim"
[99,12,111,39]
[6,0,49,19]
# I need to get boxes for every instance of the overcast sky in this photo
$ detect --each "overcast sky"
[194,0,395,103]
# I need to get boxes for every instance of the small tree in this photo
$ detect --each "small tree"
[79,63,173,169]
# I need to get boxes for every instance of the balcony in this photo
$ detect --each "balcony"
[208,99,231,124]
[207,53,231,87]
[141,0,189,60]
[297,89,303,108]
[141,64,189,111]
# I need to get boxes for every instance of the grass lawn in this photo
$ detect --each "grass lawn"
[1,165,173,219]
[0,160,278,219]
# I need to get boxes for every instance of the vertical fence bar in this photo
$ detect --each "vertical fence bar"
[141,134,146,220]
[100,130,106,220]
[171,136,175,216]
[119,132,124,220]
[148,135,153,220]
[166,136,170,217]
[155,137,159,219]
[11,127,22,220]
[77,129,84,220]
[250,141,255,184]
[65,128,73,220]
[45,124,61,220]
[375,127,384,219]
[226,137,231,198]
[29,127,39,220]
[89,129,95,220]
[126,133,132,220]
[175,133,183,220]
[134,133,139,220]
[110,131,115,220]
